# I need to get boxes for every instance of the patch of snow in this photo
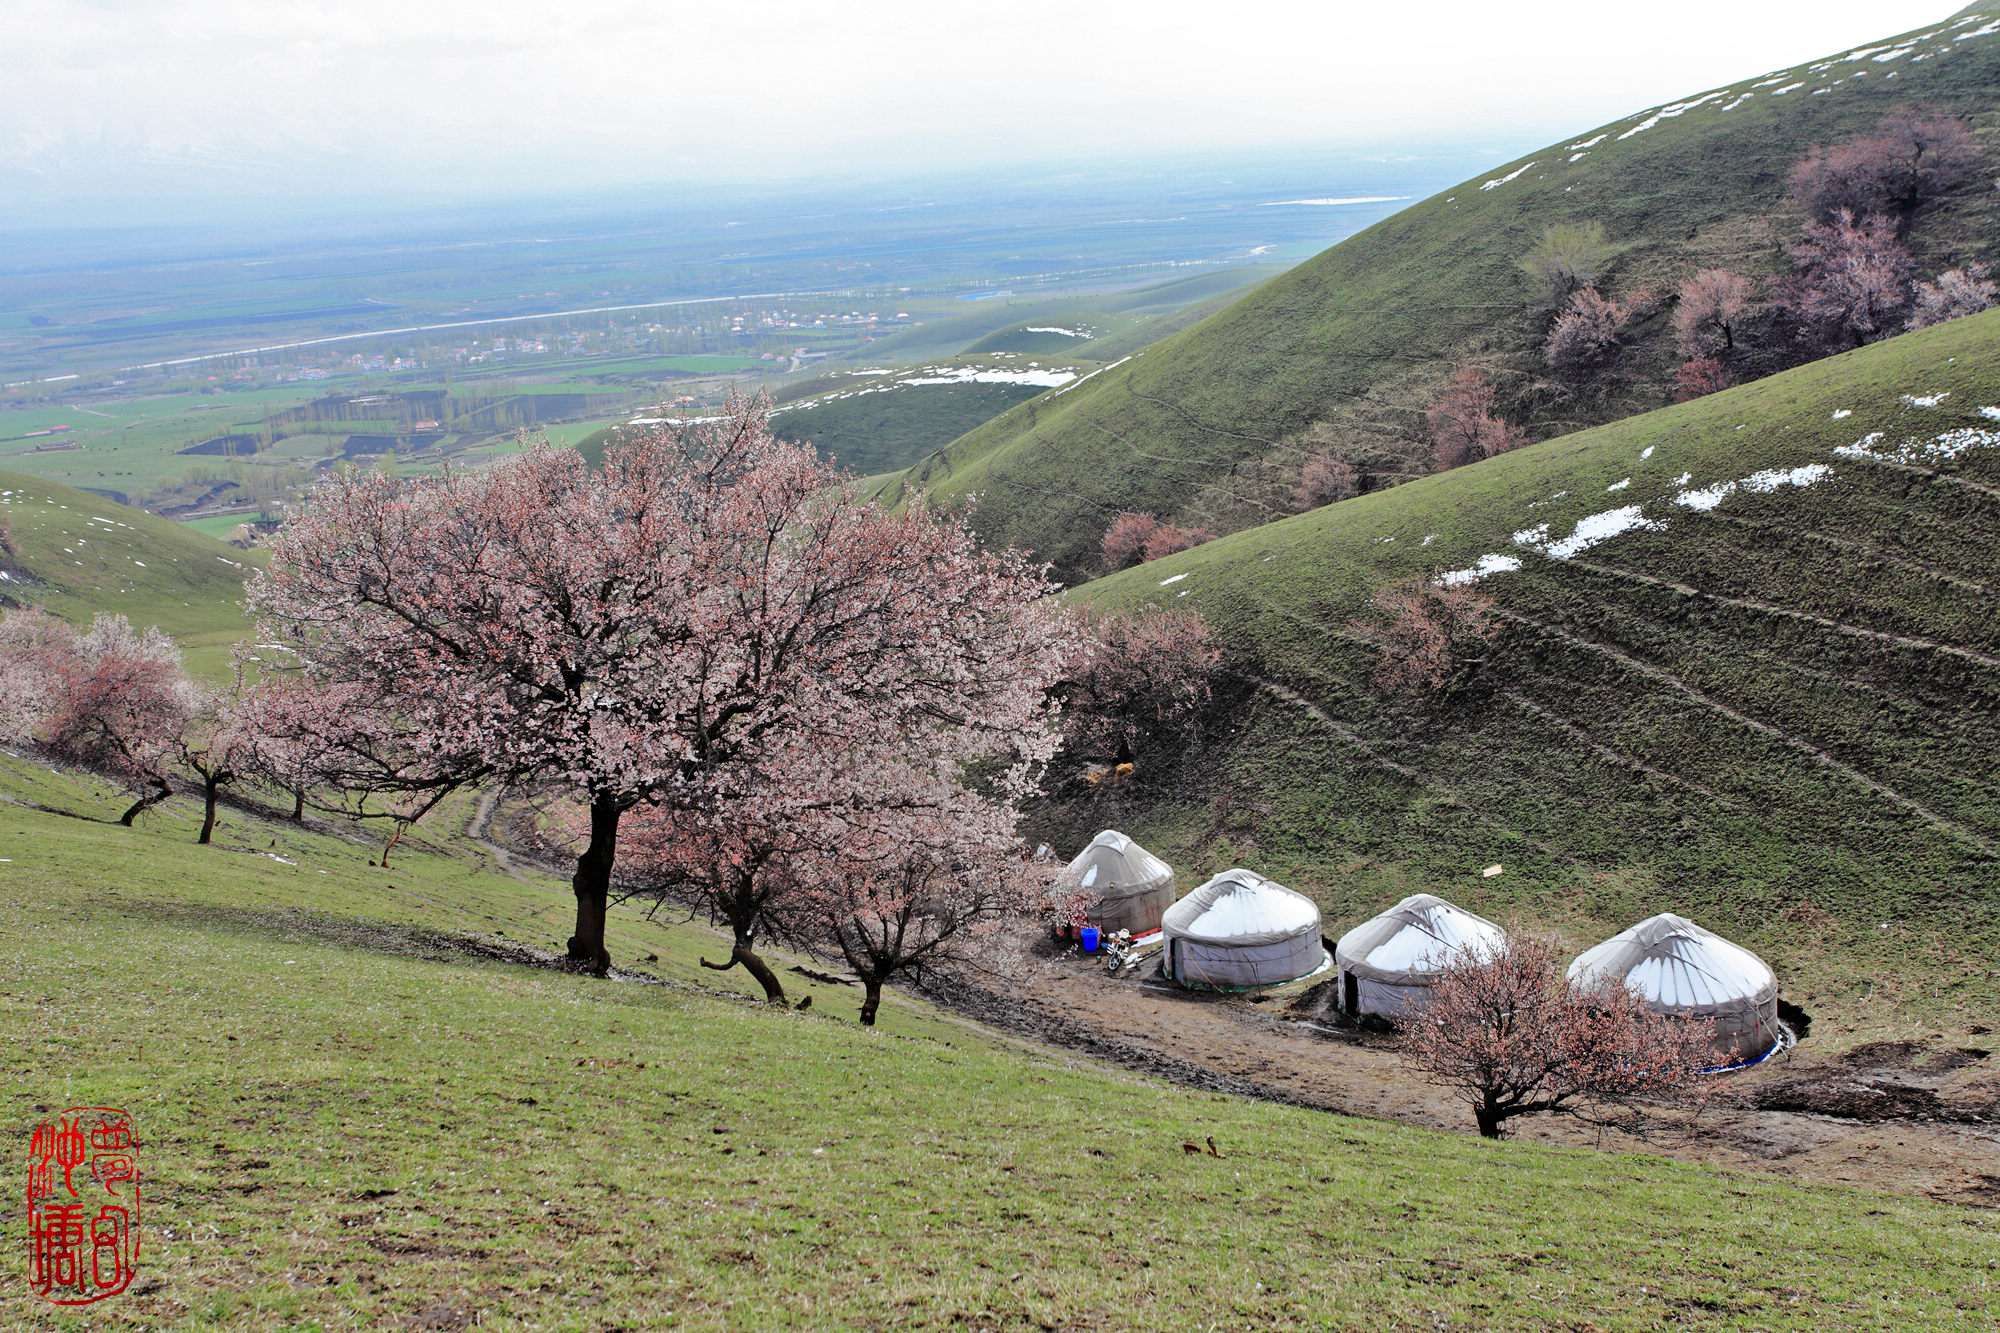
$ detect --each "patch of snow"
[268,854,297,866]
[1980,407,2000,421]
[627,416,666,425]
[1158,573,1188,586]
[1022,326,1088,337]
[1618,90,1727,139]
[1517,505,1662,560]
[1049,355,1130,397]
[1831,408,1852,419]
[1478,161,1537,191]
[1720,93,1754,111]
[896,367,1076,389]
[1566,134,1608,150]
[1742,463,1833,493]
[1901,391,1950,408]
[1606,477,1631,492]
[1838,427,2000,466]
[1958,19,2000,39]
[1770,82,1805,95]
[1421,534,1437,546]
[1673,472,1692,485]
[1437,553,1522,586]
[1640,446,1654,459]
[1569,152,1589,163]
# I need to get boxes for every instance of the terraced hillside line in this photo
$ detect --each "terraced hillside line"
[1243,671,1571,865]
[1080,416,1286,519]
[1240,672,1422,783]
[1837,451,2000,504]
[1563,557,2000,672]
[1493,606,1999,858]
[1700,512,2000,601]
[1125,390,1285,450]
[1498,689,1738,810]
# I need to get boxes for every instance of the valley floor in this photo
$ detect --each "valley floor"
[931,930,2000,1210]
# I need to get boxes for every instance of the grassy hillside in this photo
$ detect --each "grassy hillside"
[2,753,1991,1330]
[892,11,2000,580]
[0,469,254,675]
[1055,308,2000,1031]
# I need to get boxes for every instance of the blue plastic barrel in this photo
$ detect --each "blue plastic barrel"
[1080,926,1100,952]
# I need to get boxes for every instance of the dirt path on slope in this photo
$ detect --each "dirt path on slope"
[928,932,2000,1209]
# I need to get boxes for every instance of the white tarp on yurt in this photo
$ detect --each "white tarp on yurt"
[1567,913,1781,1065]
[1055,830,1177,937]
[1161,869,1324,989]
[1333,893,1506,1018]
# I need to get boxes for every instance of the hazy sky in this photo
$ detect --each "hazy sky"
[1,0,1968,213]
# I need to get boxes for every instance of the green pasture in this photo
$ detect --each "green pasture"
[1,752,1993,1331]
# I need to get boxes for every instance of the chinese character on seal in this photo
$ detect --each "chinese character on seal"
[28,1107,140,1305]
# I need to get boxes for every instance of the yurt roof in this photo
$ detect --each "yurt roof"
[1567,913,1777,1016]
[1059,830,1174,901]
[1334,893,1506,984]
[1160,869,1319,947]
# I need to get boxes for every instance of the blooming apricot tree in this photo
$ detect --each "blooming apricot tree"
[1401,935,1713,1138]
[0,610,195,825]
[251,397,1079,975]
[1426,369,1519,470]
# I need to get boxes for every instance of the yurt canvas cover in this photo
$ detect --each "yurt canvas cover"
[1056,831,1177,937]
[1334,893,1506,1018]
[1161,869,1323,989]
[1567,913,1781,1065]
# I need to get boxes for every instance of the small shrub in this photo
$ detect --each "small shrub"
[1673,269,1754,359]
[1674,358,1735,402]
[1426,368,1520,470]
[1907,262,1998,330]
[1141,523,1215,562]
[1349,578,1502,699]
[1101,512,1158,570]
[1060,607,1221,762]
[1545,286,1628,373]
[1520,222,1614,304]
[1294,453,1359,509]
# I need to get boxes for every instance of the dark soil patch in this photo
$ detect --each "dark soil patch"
[1925,1047,1992,1072]
[1842,1039,1925,1069]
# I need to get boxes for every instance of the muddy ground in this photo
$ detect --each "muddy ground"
[924,930,2000,1210]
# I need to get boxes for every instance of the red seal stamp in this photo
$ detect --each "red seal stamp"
[27,1107,141,1305]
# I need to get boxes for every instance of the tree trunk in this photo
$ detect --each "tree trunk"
[118,776,171,827]
[291,789,305,822]
[198,775,221,844]
[378,823,406,869]
[565,793,621,976]
[859,978,883,1027]
[1475,1097,1503,1139]
[697,940,789,1005]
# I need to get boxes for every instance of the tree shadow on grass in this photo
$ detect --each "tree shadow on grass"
[105,898,665,986]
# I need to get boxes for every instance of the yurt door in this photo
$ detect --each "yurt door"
[1343,971,1359,1016]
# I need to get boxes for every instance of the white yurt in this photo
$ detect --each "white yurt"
[1333,893,1507,1019]
[1567,913,1781,1066]
[1054,830,1178,939]
[1161,869,1325,989]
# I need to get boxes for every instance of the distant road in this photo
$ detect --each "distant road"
[4,255,1244,390]
[1,288,861,389]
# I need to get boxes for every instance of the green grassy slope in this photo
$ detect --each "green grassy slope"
[2,755,1991,1330]
[769,354,1097,477]
[893,12,2000,580]
[1056,309,2000,1029]
[0,469,254,675]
